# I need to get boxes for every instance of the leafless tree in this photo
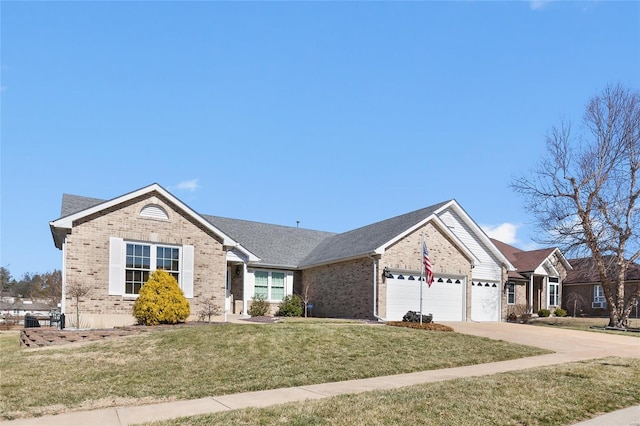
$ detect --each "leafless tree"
[512,84,640,328]
[301,281,314,318]
[66,282,91,328]
[197,296,220,323]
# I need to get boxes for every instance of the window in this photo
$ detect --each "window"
[125,242,180,295]
[253,270,287,301]
[548,277,559,306]
[271,272,285,300]
[254,271,268,299]
[506,282,515,305]
[593,285,607,308]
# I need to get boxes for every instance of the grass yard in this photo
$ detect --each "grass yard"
[532,316,640,336]
[0,321,550,420]
[145,357,640,426]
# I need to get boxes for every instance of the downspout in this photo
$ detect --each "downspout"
[368,254,385,322]
[61,241,67,315]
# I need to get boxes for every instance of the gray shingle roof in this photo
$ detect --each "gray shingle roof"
[61,194,105,217]
[300,201,451,267]
[56,193,451,269]
[203,215,335,268]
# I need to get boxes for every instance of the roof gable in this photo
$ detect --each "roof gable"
[49,184,249,257]
[299,201,451,267]
[491,238,572,278]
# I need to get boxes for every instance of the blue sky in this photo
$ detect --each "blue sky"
[1,1,639,279]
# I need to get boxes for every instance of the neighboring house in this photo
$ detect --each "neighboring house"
[491,239,571,315]
[49,183,516,328]
[563,257,640,317]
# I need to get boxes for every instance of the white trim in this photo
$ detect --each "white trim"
[49,183,258,262]
[435,200,516,271]
[373,214,479,266]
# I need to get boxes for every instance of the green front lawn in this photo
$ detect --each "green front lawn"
[0,321,549,420]
[532,316,640,336]
[147,357,640,426]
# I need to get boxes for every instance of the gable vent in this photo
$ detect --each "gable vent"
[140,204,169,220]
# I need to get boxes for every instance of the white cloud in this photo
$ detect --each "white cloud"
[481,222,519,245]
[172,179,200,192]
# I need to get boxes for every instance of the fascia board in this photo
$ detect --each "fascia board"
[49,183,239,248]
[553,248,573,270]
[437,200,516,271]
[373,213,439,254]
[299,251,380,270]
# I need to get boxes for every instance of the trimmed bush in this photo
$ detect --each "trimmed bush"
[132,270,190,326]
[538,309,551,318]
[402,311,433,323]
[387,321,454,332]
[276,294,303,317]
[248,295,271,317]
[554,308,567,317]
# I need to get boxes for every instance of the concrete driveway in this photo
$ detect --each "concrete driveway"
[442,321,639,359]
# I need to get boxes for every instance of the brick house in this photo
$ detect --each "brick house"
[49,183,516,328]
[562,257,640,317]
[491,239,572,316]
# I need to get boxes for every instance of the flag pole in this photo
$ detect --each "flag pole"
[420,233,424,325]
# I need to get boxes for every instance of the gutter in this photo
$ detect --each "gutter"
[368,254,386,322]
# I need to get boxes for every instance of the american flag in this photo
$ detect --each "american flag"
[423,241,434,287]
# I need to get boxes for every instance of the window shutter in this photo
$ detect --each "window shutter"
[108,237,125,295]
[182,245,194,298]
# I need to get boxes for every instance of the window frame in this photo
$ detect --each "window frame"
[124,241,182,297]
[593,285,607,305]
[548,277,559,307]
[506,281,516,305]
[252,269,288,302]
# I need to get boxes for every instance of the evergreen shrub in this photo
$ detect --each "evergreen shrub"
[132,270,190,325]
[248,295,271,317]
[538,308,551,318]
[554,308,567,317]
[276,294,303,317]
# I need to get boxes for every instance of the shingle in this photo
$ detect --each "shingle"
[299,201,451,267]
[203,215,335,268]
[56,193,453,270]
[60,194,104,217]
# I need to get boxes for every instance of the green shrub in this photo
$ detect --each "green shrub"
[538,309,551,318]
[132,270,190,326]
[248,295,271,317]
[276,294,303,317]
[554,308,567,317]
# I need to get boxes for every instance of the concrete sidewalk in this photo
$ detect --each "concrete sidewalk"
[4,322,639,426]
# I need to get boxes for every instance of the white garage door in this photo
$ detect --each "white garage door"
[386,273,465,322]
[471,281,501,321]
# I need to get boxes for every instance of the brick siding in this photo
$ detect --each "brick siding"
[63,192,227,328]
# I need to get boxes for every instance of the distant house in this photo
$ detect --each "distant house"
[563,257,640,317]
[49,183,517,328]
[491,239,572,314]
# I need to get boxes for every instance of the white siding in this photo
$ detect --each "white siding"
[437,209,503,282]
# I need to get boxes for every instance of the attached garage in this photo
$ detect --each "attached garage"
[471,281,501,321]
[386,272,465,322]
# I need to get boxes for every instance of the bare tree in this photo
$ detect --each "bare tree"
[197,296,220,323]
[301,281,314,318]
[66,282,91,328]
[512,84,640,329]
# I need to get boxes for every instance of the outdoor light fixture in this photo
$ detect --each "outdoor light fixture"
[383,267,393,279]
